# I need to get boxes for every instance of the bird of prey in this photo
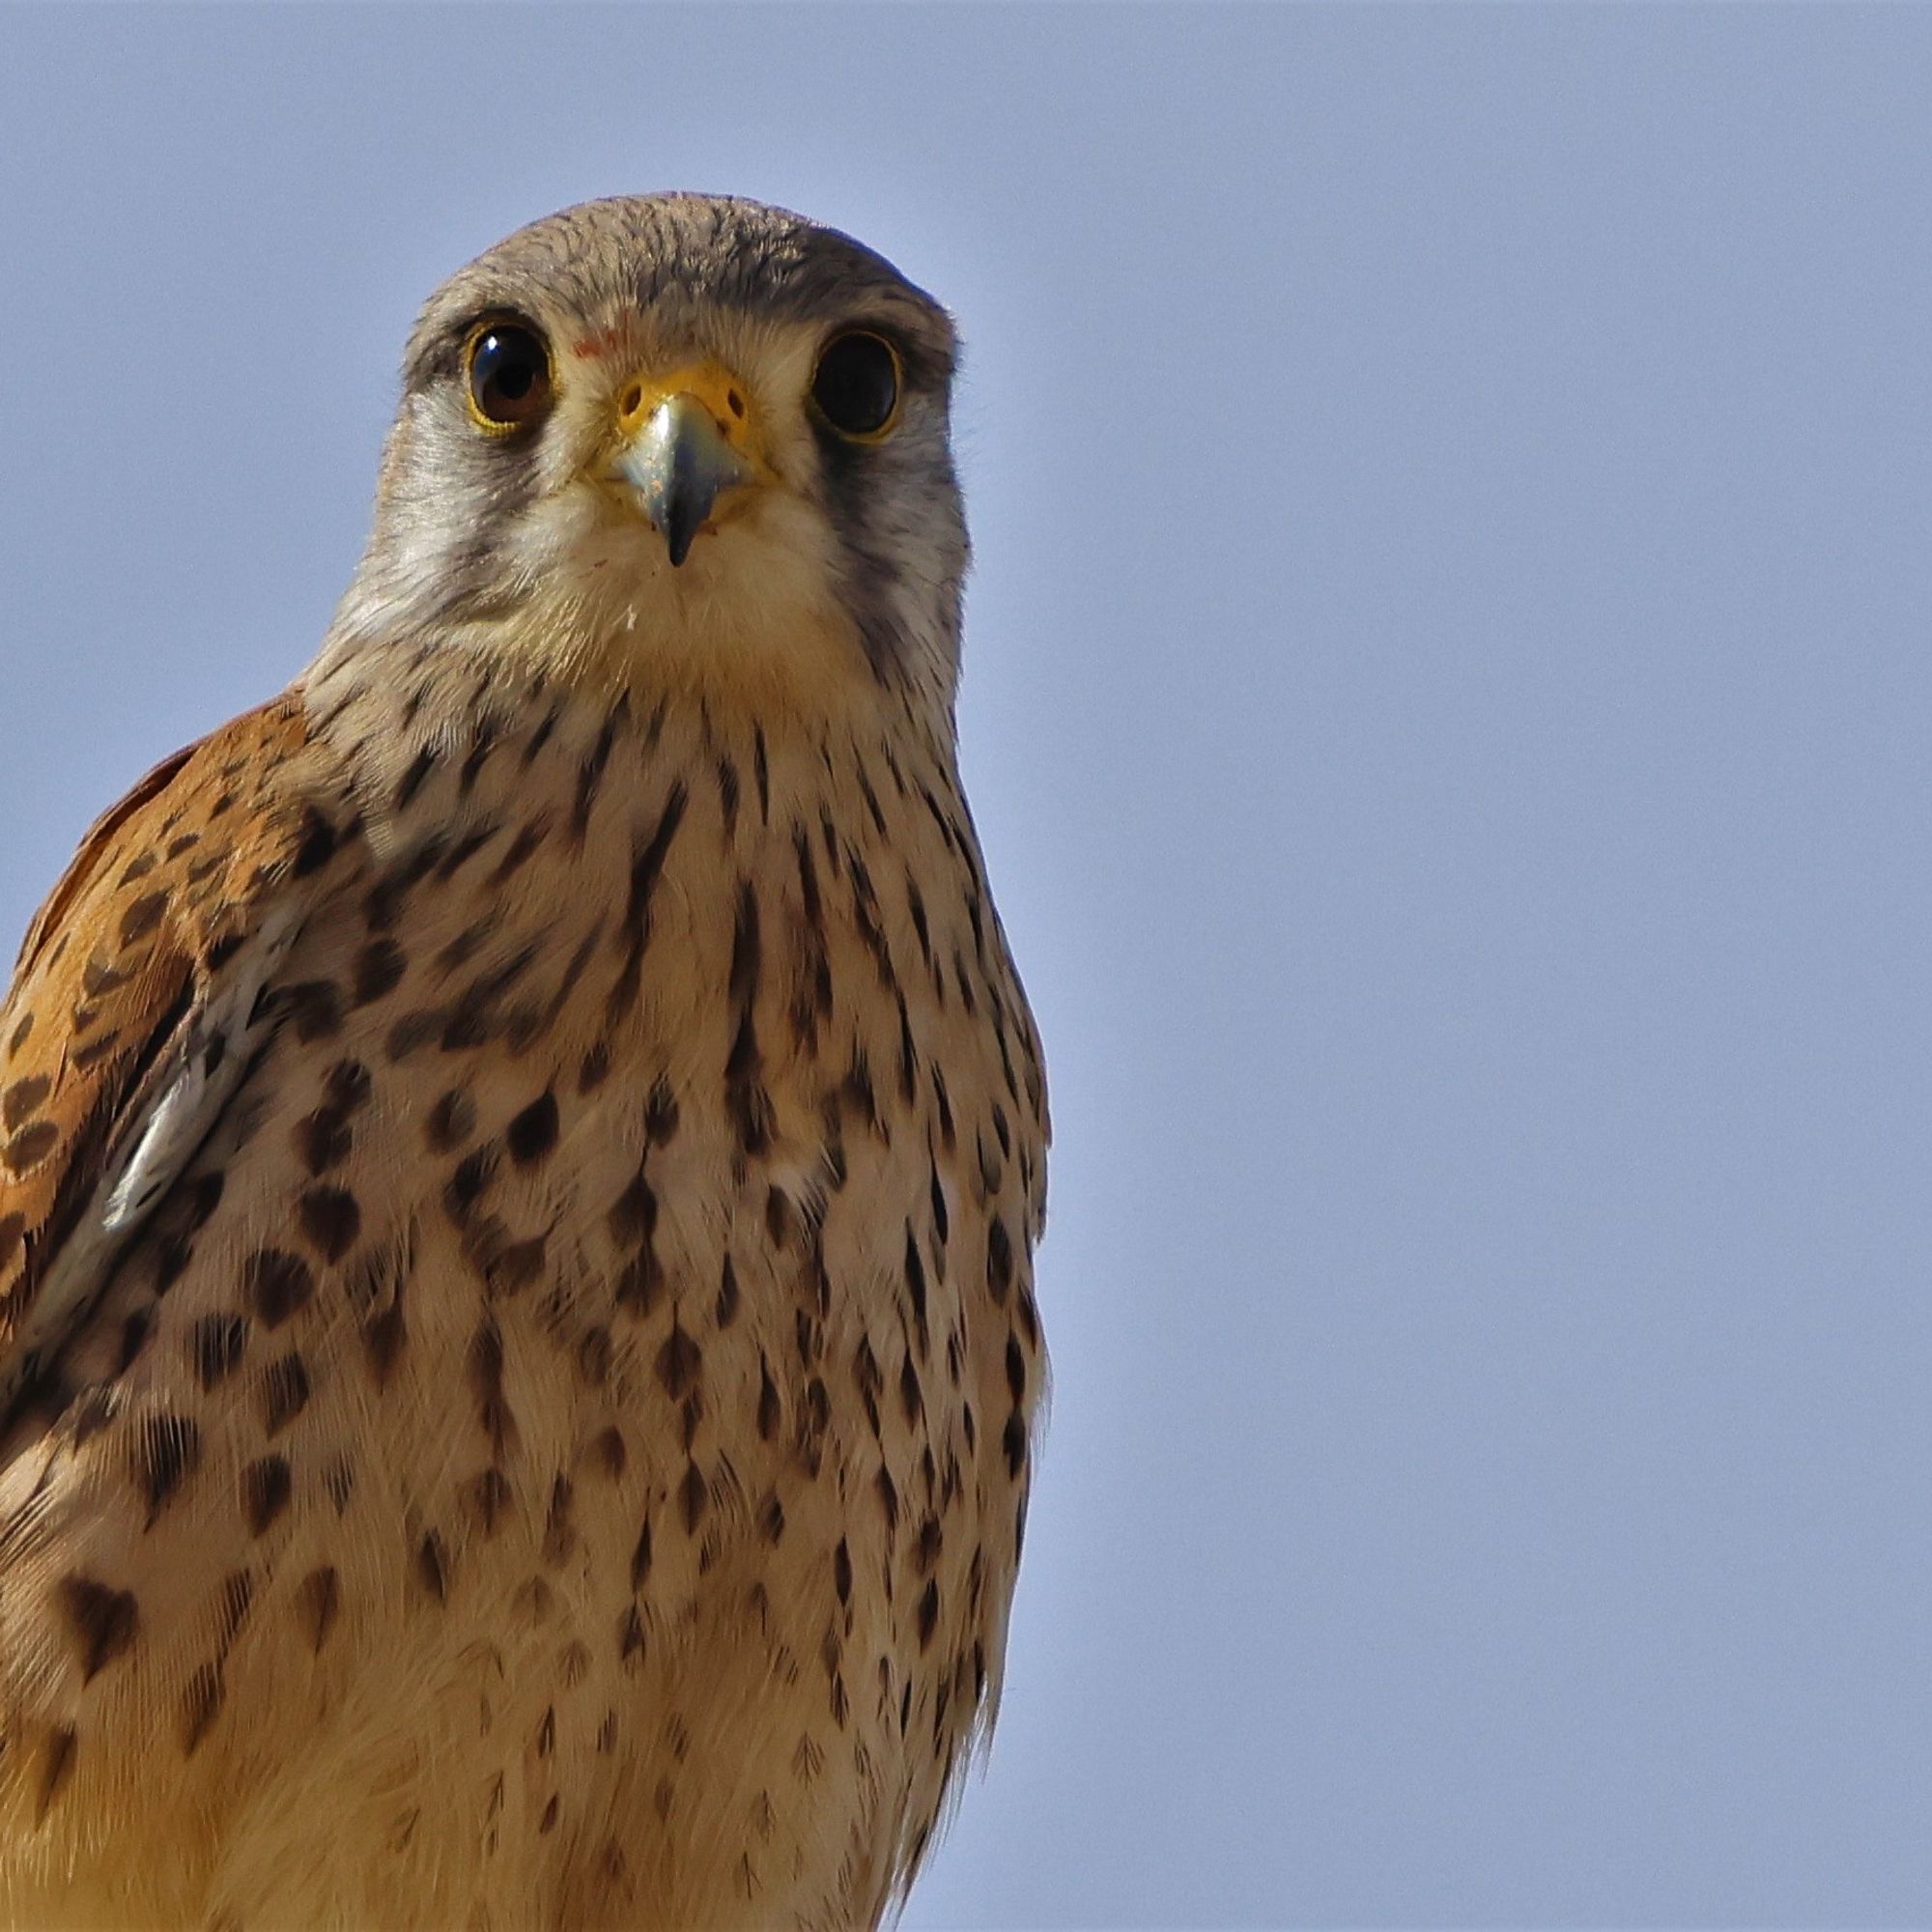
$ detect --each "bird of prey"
[0,194,1047,1930]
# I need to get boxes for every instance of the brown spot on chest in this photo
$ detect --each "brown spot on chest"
[132,1412,201,1524]
[242,1456,293,1535]
[505,1090,559,1165]
[189,1313,249,1390]
[247,1249,315,1326]
[57,1576,140,1681]
[296,1565,340,1651]
[298,1184,362,1262]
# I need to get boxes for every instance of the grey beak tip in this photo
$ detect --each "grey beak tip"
[617,393,752,569]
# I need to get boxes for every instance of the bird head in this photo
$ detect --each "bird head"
[327,195,970,719]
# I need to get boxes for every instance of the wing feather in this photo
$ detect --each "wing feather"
[0,696,346,1420]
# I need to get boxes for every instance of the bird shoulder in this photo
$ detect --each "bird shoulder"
[0,696,345,1427]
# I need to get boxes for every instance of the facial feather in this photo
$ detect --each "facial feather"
[321,194,970,724]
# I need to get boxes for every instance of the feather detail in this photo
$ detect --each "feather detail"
[0,699,347,1434]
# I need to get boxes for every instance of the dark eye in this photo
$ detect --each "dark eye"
[811,332,901,439]
[466,321,553,432]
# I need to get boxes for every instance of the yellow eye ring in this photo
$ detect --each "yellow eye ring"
[463,318,554,436]
[810,331,903,441]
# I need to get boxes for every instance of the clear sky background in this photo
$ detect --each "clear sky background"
[4,5,1930,1926]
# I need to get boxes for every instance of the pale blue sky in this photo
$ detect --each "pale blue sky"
[4,6,1931,1925]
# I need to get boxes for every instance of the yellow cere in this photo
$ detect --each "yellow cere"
[612,360,776,480]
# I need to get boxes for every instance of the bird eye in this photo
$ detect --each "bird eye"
[465,321,553,433]
[810,332,901,439]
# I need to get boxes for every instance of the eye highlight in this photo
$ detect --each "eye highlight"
[465,320,554,433]
[810,331,901,440]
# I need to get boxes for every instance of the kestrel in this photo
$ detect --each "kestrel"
[0,194,1047,1930]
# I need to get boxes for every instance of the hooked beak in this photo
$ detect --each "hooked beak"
[605,365,763,567]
